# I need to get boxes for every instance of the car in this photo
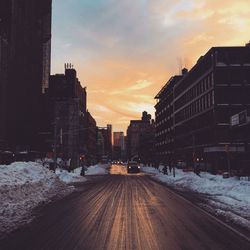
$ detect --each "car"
[127,161,140,173]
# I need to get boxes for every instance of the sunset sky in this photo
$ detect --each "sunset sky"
[51,0,250,133]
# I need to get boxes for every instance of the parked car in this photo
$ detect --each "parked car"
[127,161,140,173]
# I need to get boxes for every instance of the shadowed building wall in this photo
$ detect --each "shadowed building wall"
[0,0,52,150]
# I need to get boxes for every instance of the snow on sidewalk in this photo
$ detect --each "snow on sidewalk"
[56,168,87,183]
[0,162,74,235]
[0,162,110,235]
[142,165,250,230]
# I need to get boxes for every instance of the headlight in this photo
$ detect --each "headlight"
[138,166,140,168]
[129,166,131,168]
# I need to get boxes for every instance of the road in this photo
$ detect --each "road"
[1,164,250,250]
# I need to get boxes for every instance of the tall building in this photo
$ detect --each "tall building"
[48,65,87,164]
[113,132,125,149]
[98,124,113,160]
[0,0,11,149]
[97,130,105,161]
[84,111,97,165]
[126,111,155,162]
[0,0,52,150]
[113,132,125,160]
[107,124,112,159]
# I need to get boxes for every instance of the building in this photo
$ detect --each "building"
[97,130,105,162]
[173,45,250,172]
[98,125,112,161]
[113,132,125,160]
[107,124,112,159]
[138,120,155,165]
[48,65,87,166]
[113,132,125,148]
[0,0,52,151]
[155,73,184,165]
[0,1,10,149]
[126,111,155,162]
[83,111,97,165]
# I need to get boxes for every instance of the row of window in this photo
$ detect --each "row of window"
[156,104,172,117]
[175,91,214,124]
[215,67,250,85]
[156,151,173,155]
[156,127,173,137]
[155,116,172,127]
[155,138,174,147]
[175,73,214,110]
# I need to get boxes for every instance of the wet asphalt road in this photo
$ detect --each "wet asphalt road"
[1,165,250,250]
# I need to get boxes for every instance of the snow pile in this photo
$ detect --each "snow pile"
[142,166,250,230]
[85,163,110,175]
[55,168,87,184]
[0,162,73,235]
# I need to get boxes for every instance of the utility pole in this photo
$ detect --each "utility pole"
[53,118,58,170]
[225,144,231,175]
[192,133,196,170]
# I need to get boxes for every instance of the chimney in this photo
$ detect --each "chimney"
[182,68,188,75]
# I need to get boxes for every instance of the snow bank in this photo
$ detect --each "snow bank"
[85,163,110,175]
[142,166,250,230]
[55,168,87,184]
[0,162,73,235]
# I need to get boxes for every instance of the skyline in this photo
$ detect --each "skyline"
[51,0,250,132]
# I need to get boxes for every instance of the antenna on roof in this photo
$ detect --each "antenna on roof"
[177,57,183,75]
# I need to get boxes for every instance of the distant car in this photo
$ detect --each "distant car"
[127,161,140,173]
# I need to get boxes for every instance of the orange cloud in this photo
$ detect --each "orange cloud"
[52,0,250,133]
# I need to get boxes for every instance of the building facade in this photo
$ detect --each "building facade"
[0,0,52,150]
[113,132,125,148]
[167,45,250,172]
[98,125,112,161]
[0,0,10,149]
[155,74,184,165]
[84,111,97,165]
[113,132,125,160]
[126,111,155,162]
[48,65,87,166]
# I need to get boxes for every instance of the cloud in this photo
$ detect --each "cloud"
[52,0,250,132]
[128,80,153,90]
[92,104,114,113]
